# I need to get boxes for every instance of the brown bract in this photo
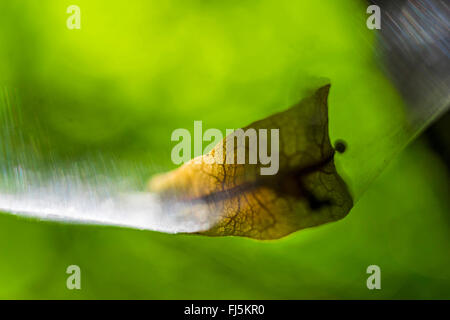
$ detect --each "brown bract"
[149,85,353,240]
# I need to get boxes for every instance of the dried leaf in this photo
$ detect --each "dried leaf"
[149,85,353,240]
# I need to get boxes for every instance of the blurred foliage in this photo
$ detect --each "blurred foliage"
[0,0,407,195]
[0,0,448,298]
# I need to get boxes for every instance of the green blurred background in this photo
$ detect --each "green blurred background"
[0,1,448,299]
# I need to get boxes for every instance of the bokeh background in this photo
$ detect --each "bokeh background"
[0,1,448,299]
